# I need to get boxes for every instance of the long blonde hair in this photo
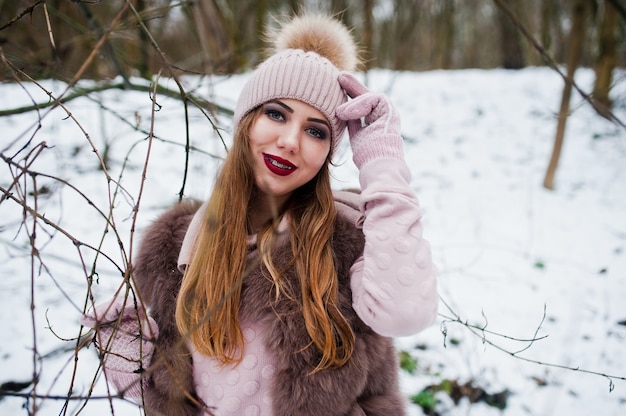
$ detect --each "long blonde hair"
[175,108,354,372]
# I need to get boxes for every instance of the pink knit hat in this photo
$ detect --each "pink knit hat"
[233,15,359,150]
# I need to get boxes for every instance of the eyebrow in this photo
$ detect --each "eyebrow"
[270,100,294,113]
[307,117,331,130]
[268,100,331,130]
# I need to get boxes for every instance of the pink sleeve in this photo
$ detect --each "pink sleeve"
[350,158,438,337]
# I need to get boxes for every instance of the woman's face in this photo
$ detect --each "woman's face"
[248,98,331,207]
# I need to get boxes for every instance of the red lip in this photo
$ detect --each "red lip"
[263,153,297,176]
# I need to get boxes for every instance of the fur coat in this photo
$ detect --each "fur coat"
[132,200,406,416]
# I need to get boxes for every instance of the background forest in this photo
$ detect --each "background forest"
[1,1,626,415]
[2,0,624,134]
[2,0,625,76]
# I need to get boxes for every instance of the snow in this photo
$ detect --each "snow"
[1,67,625,415]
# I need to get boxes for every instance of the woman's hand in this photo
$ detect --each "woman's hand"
[336,71,403,168]
[81,294,158,396]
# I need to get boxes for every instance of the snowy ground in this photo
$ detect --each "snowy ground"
[1,67,625,415]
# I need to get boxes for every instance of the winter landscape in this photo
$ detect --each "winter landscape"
[1,66,625,415]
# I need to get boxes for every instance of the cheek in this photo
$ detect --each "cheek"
[248,118,271,147]
[247,127,261,149]
[313,144,331,169]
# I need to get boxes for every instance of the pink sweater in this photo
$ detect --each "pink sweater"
[175,158,439,415]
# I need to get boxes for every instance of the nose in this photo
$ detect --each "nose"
[276,124,300,153]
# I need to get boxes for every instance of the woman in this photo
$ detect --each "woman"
[82,14,438,416]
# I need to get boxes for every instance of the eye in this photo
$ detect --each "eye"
[306,127,328,140]
[263,106,285,122]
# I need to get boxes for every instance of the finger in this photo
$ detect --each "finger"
[80,314,98,328]
[86,295,146,326]
[338,71,369,98]
[336,93,380,121]
[347,119,362,138]
[92,302,124,323]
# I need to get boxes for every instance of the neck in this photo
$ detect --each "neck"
[248,192,288,234]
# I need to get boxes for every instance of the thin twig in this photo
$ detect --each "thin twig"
[0,0,46,32]
[439,299,626,389]
[42,2,56,50]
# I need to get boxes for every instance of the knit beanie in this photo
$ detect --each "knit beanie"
[233,14,359,150]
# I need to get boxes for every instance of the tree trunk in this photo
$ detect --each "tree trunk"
[135,0,151,79]
[540,0,555,51]
[543,0,589,190]
[433,0,456,69]
[362,0,375,69]
[331,0,351,27]
[392,0,422,70]
[188,0,234,74]
[497,0,526,69]
[592,0,618,119]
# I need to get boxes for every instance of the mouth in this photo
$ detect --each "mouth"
[263,153,297,176]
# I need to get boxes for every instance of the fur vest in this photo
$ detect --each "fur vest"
[133,200,406,416]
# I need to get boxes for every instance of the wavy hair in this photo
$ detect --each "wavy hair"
[175,107,354,372]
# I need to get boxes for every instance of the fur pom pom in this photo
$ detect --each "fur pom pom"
[271,14,359,71]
